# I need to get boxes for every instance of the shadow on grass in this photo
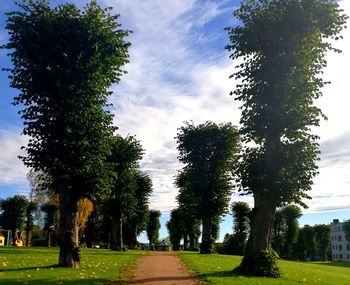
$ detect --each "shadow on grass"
[198,269,238,279]
[0,264,59,272]
[311,261,350,268]
[0,278,109,285]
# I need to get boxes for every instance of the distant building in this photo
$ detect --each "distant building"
[331,219,350,261]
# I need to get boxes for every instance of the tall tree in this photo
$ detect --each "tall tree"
[295,225,316,261]
[123,171,153,249]
[314,224,331,261]
[231,201,251,255]
[0,195,28,246]
[226,0,347,276]
[281,205,302,259]
[167,208,183,251]
[147,210,161,249]
[176,121,240,254]
[25,201,38,246]
[176,170,201,251]
[272,209,285,256]
[107,135,143,251]
[4,0,130,267]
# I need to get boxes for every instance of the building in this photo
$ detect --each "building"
[331,219,350,261]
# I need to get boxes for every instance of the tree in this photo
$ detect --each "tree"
[295,225,316,261]
[147,210,161,249]
[166,208,183,251]
[42,201,59,247]
[226,0,347,276]
[231,201,251,255]
[123,171,153,249]
[107,135,143,251]
[25,201,38,246]
[343,219,350,243]
[176,170,201,251]
[281,205,302,259]
[0,195,28,246]
[176,121,240,254]
[314,224,331,261]
[272,209,285,256]
[4,0,130,267]
[77,198,94,239]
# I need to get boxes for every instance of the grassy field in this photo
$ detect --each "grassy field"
[0,247,146,284]
[178,252,350,285]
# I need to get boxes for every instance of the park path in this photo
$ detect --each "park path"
[115,251,201,285]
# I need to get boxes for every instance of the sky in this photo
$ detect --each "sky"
[0,0,350,242]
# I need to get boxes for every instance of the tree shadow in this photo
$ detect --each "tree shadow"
[311,261,350,268]
[0,278,109,285]
[198,269,237,279]
[0,264,59,272]
[110,276,199,284]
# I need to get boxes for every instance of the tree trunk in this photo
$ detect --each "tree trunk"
[239,194,277,275]
[25,229,30,247]
[189,232,196,250]
[183,235,189,251]
[46,229,51,247]
[58,190,80,268]
[201,217,214,254]
[111,216,123,250]
[11,230,16,246]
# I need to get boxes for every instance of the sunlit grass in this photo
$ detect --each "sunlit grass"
[0,247,146,284]
[178,251,350,285]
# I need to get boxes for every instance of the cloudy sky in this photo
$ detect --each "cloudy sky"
[0,0,350,240]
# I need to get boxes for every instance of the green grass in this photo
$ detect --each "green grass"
[178,252,350,285]
[0,247,146,284]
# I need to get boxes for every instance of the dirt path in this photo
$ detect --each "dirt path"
[116,251,201,285]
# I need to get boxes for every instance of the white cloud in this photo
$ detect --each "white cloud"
[0,129,28,185]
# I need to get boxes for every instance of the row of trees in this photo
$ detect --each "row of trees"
[3,0,348,277]
[2,0,160,267]
[222,203,333,262]
[0,186,162,251]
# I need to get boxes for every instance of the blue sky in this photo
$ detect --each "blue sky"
[0,0,350,242]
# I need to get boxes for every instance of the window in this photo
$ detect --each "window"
[346,235,350,241]
[339,245,343,251]
[347,254,350,259]
[339,254,343,259]
[338,235,342,241]
[347,244,350,251]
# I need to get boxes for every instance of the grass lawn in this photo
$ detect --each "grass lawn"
[178,252,350,285]
[0,247,146,284]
